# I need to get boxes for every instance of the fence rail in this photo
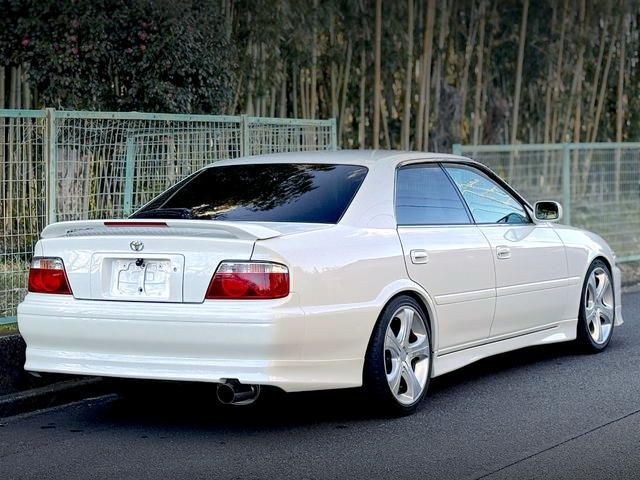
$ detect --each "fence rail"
[0,109,336,322]
[453,142,640,262]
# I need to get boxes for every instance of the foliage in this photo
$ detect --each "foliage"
[2,0,640,147]
[1,0,237,113]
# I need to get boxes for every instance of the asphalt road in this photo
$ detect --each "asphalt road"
[1,292,639,480]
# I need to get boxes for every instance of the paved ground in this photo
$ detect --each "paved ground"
[0,292,638,480]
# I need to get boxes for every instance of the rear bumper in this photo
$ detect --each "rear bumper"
[17,294,364,392]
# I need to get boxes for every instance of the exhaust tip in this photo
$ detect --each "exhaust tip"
[216,383,236,404]
[216,379,261,405]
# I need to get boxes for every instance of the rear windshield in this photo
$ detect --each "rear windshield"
[132,163,368,224]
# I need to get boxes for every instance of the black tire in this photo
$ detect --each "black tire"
[363,295,432,416]
[576,259,615,353]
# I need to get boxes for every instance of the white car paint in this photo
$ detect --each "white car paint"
[18,150,623,393]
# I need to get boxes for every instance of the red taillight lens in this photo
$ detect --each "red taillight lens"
[206,262,289,299]
[28,257,72,295]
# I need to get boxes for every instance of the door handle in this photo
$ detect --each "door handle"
[496,246,511,260]
[410,249,429,264]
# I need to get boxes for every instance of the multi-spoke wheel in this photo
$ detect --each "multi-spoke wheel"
[364,295,431,415]
[577,259,615,352]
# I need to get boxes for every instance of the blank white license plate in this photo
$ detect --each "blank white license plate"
[111,259,172,298]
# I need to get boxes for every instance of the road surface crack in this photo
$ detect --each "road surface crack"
[474,407,640,479]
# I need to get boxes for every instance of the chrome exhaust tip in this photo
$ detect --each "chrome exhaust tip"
[216,379,261,405]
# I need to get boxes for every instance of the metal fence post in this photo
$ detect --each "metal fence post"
[562,143,571,225]
[45,108,57,225]
[123,137,136,217]
[330,118,338,150]
[241,115,250,157]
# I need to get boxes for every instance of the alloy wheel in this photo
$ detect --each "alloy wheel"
[383,305,430,405]
[584,266,614,345]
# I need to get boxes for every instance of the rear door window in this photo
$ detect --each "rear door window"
[395,164,471,225]
[133,163,368,224]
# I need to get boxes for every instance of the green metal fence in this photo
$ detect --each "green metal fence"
[452,142,640,263]
[0,109,337,323]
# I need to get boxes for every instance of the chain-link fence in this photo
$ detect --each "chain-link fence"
[453,143,640,262]
[0,112,47,322]
[1,109,336,322]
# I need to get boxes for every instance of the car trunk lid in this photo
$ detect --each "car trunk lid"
[39,219,285,303]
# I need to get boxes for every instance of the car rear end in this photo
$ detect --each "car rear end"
[17,220,310,389]
[18,160,371,392]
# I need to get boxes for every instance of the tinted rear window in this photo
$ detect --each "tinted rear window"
[132,163,368,224]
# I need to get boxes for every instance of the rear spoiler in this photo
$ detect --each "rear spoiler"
[40,219,283,241]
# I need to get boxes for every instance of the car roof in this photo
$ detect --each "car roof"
[195,150,532,228]
[211,150,469,168]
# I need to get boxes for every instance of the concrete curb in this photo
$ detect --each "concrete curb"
[0,334,105,418]
[0,377,104,418]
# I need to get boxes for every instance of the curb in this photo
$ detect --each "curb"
[0,334,106,418]
[0,377,105,418]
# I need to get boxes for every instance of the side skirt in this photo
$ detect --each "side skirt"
[431,319,577,378]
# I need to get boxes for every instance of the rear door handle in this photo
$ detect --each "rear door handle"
[496,246,511,260]
[410,249,429,264]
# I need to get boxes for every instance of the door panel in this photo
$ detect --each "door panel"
[398,226,495,350]
[395,163,496,351]
[479,224,569,336]
[443,163,569,337]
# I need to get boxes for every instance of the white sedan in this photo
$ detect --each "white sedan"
[18,151,623,415]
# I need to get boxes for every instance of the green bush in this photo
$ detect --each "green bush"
[1,0,237,113]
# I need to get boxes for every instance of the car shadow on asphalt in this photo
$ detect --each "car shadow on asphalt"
[91,340,598,430]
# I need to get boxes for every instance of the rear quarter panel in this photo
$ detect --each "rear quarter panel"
[251,225,416,362]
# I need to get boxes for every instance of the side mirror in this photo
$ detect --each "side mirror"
[534,201,562,222]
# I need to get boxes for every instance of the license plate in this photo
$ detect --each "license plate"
[111,259,172,298]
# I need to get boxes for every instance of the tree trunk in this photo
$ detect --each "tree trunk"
[550,0,569,143]
[9,66,19,109]
[0,66,5,109]
[543,0,558,187]
[269,86,276,117]
[510,0,529,145]
[589,28,616,144]
[310,0,319,119]
[587,19,608,137]
[458,0,477,144]
[615,11,627,203]
[570,0,586,201]
[279,61,287,117]
[359,49,367,149]
[373,0,382,149]
[472,0,487,146]
[292,65,298,118]
[330,15,339,121]
[581,21,618,195]
[402,0,414,150]
[421,0,436,150]
[381,97,392,149]
[300,68,308,119]
[338,40,353,142]
[432,0,450,150]
[508,0,529,179]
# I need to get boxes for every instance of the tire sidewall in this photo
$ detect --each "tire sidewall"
[577,259,614,352]
[363,295,432,415]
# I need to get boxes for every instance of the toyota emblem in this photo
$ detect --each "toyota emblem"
[130,240,144,252]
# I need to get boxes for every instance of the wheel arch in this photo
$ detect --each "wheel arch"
[592,255,613,276]
[374,288,438,353]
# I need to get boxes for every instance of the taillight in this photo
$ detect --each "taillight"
[206,262,289,299]
[28,257,73,295]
